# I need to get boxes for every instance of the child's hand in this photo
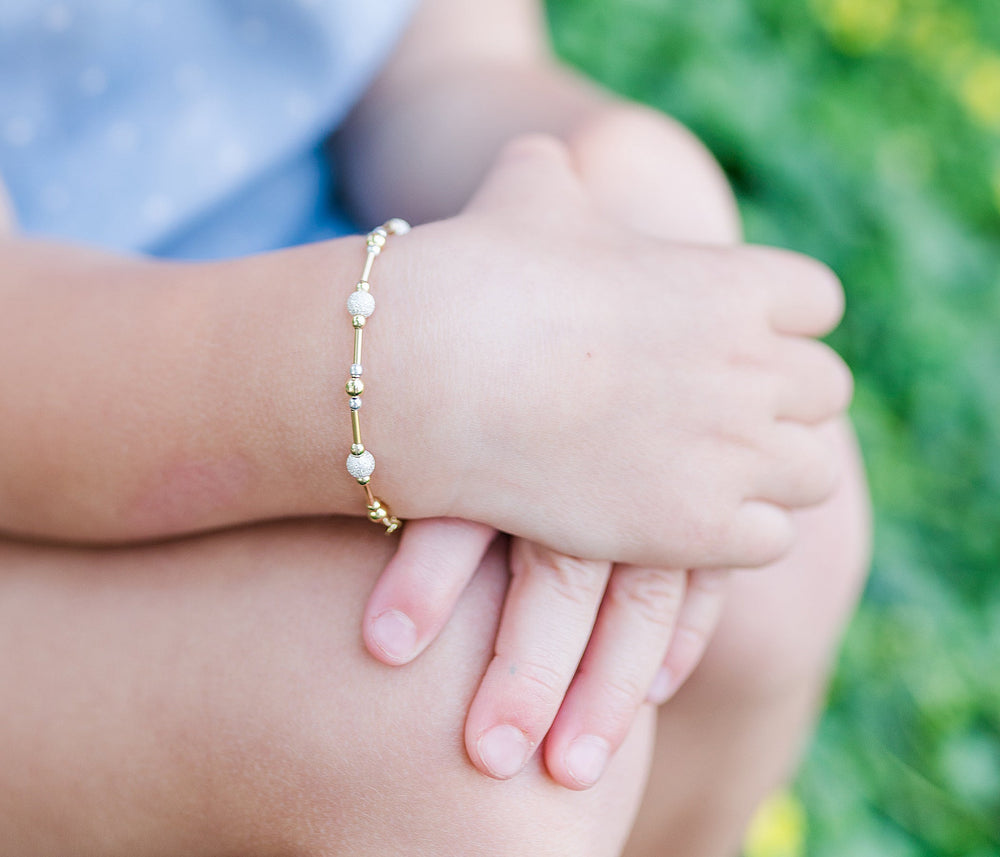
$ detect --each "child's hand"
[385,134,850,569]
[364,518,728,789]
[362,126,848,790]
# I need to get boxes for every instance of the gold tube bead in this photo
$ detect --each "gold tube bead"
[351,410,362,445]
[353,328,363,365]
[361,253,375,282]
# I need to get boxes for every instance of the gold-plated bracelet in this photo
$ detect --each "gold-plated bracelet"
[343,218,409,534]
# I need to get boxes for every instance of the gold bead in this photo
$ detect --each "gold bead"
[357,475,371,485]
[352,314,366,328]
[384,517,401,534]
[351,442,365,456]
[368,506,388,522]
[367,231,387,248]
[357,280,370,291]
[346,377,364,396]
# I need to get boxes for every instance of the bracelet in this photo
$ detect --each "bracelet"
[343,218,410,534]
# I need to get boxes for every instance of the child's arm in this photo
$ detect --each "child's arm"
[0,234,395,542]
[0,146,847,562]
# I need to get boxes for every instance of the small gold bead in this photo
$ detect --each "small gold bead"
[357,475,371,485]
[367,231,386,248]
[346,378,364,396]
[352,314,366,328]
[351,443,365,456]
[369,506,388,522]
[357,280,370,291]
[384,517,401,534]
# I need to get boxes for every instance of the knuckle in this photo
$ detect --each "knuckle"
[507,657,568,711]
[687,569,729,597]
[672,624,711,659]
[610,568,685,627]
[524,549,608,609]
[596,672,648,717]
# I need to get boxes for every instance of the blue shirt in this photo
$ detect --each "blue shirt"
[0,0,418,258]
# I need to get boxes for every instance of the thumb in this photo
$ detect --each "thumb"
[464,133,587,216]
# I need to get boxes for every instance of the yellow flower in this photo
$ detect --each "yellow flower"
[812,0,899,53]
[904,7,974,73]
[743,791,807,857]
[959,54,1000,129]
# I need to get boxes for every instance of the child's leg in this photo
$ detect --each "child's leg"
[624,420,870,857]
[0,436,867,857]
[0,523,653,857]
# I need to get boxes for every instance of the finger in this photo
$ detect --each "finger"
[363,518,497,665]
[746,246,845,337]
[544,566,688,790]
[726,500,796,568]
[774,338,854,424]
[755,420,840,509]
[464,540,612,781]
[647,570,730,704]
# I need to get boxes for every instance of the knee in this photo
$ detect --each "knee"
[198,523,653,857]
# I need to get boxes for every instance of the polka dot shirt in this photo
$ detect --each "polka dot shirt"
[0,0,418,258]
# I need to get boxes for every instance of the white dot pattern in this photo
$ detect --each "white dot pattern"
[0,0,420,256]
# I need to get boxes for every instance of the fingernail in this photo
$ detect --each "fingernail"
[369,610,417,663]
[565,735,610,788]
[477,725,531,779]
[647,666,674,705]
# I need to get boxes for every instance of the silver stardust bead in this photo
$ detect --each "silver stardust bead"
[346,450,376,479]
[350,363,363,377]
[385,218,411,235]
[347,290,375,317]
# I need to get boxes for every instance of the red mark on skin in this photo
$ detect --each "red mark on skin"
[125,456,255,536]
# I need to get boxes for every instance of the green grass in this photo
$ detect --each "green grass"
[546,0,1000,852]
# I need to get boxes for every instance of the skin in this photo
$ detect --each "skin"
[0,0,871,851]
[0,132,848,799]
[0,8,850,794]
[0,179,870,857]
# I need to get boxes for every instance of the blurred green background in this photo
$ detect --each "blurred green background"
[546,0,1000,853]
